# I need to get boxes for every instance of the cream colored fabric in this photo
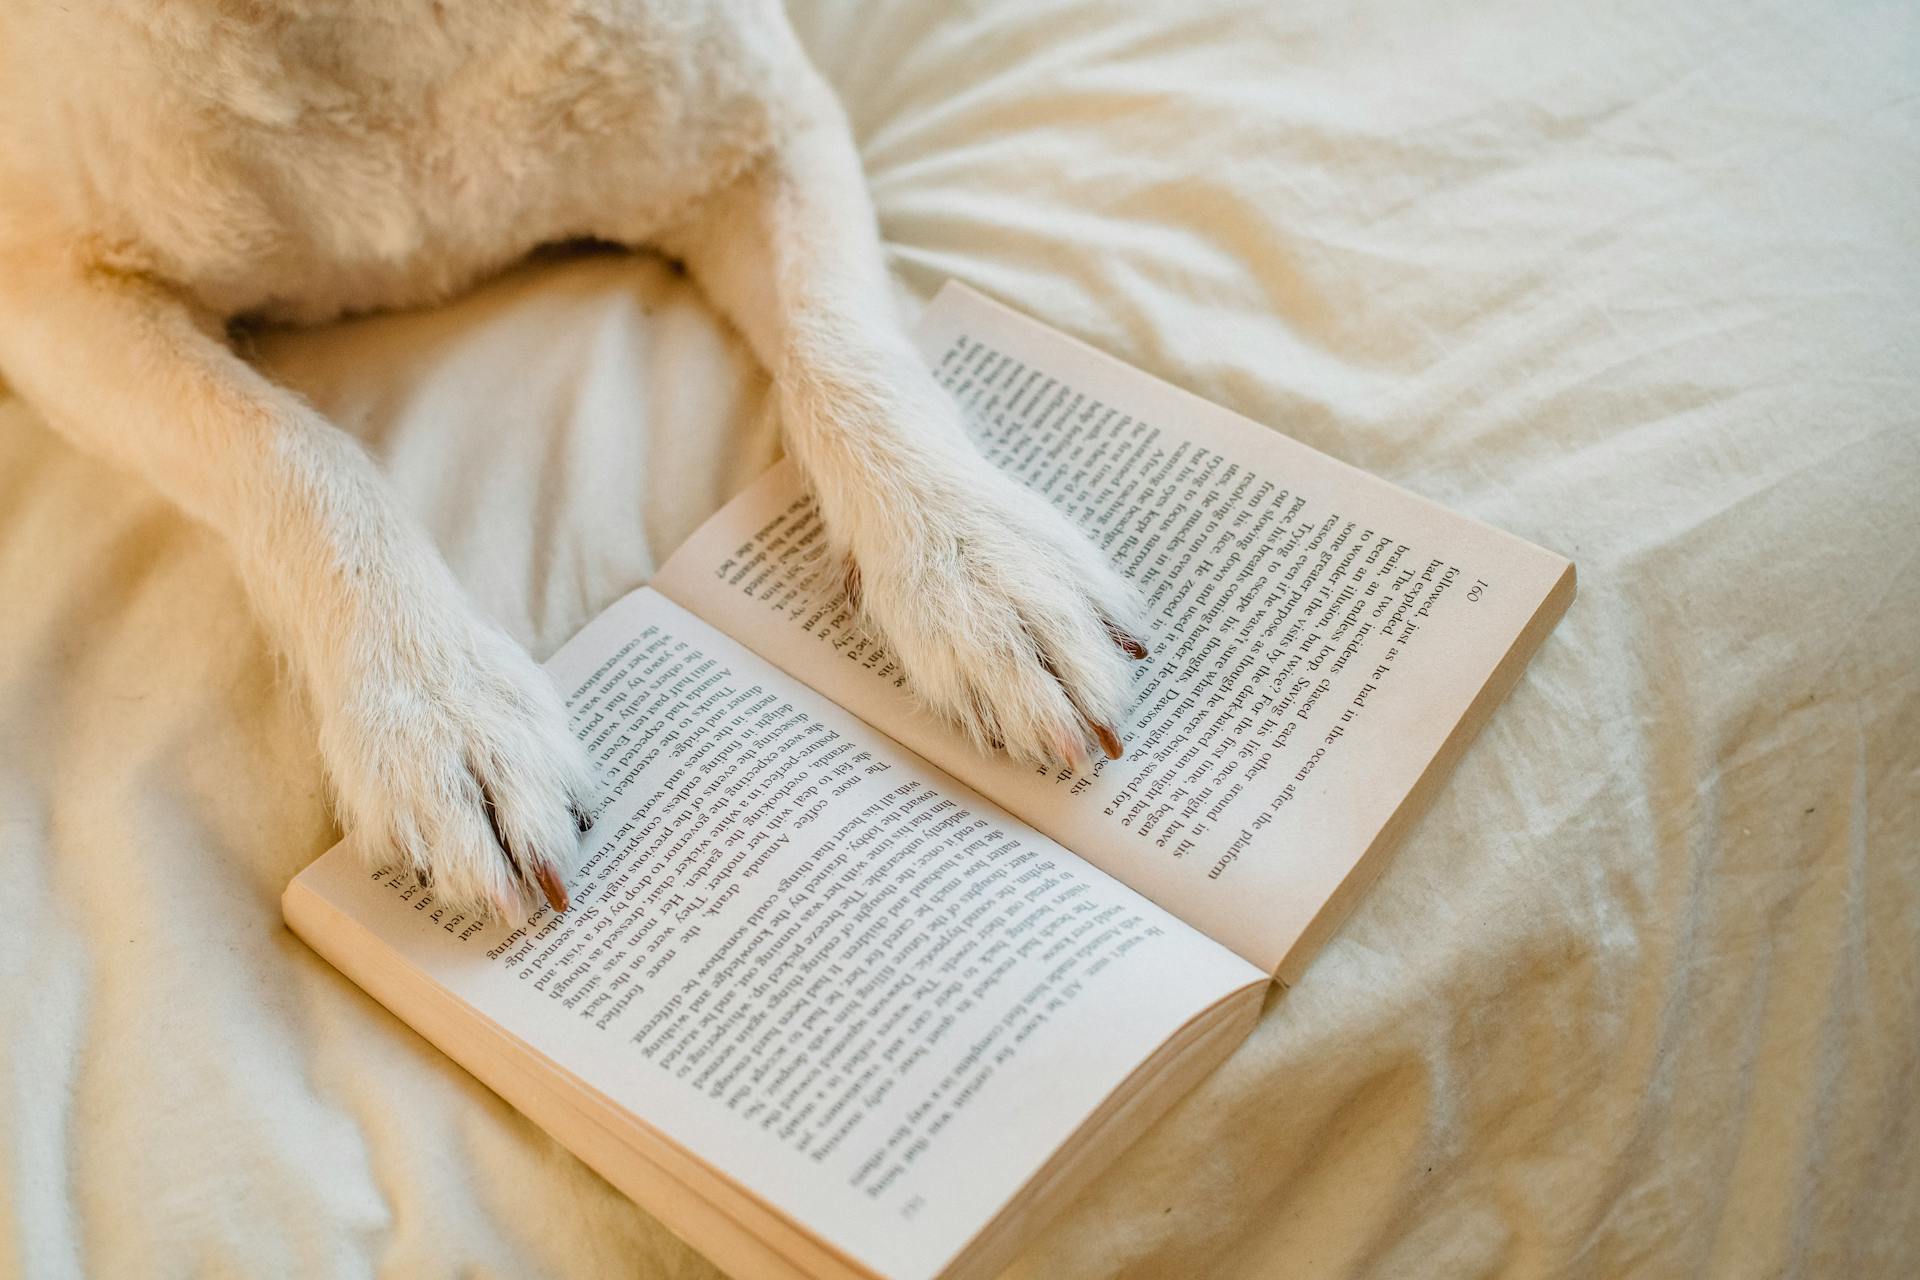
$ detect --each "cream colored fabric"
[3,1,1916,1276]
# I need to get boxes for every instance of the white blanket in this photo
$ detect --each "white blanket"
[4,1,1915,1275]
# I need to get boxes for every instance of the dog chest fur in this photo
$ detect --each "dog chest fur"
[0,0,794,321]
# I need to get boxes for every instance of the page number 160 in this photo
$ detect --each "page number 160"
[1467,579,1488,602]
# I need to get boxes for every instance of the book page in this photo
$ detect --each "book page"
[288,588,1262,1280]
[652,283,1573,973]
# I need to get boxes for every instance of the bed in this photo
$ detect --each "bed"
[3,0,1915,1275]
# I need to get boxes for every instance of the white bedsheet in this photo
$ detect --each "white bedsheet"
[3,1,1916,1276]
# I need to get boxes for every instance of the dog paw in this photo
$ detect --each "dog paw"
[838,460,1150,771]
[313,613,596,920]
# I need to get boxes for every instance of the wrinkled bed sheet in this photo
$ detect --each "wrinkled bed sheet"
[3,1,1916,1276]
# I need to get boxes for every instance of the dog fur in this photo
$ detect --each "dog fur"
[0,0,1146,916]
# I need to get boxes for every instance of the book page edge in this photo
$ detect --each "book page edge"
[932,976,1267,1280]
[1269,559,1576,985]
[930,280,1575,569]
[280,871,879,1280]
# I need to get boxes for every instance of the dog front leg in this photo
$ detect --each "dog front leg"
[0,249,592,915]
[657,80,1149,769]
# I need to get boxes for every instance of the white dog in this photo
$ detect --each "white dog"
[0,1,1148,917]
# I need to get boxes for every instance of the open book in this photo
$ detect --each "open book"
[284,283,1574,1280]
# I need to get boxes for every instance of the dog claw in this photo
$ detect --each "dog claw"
[533,859,570,913]
[1054,732,1091,772]
[1103,616,1150,661]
